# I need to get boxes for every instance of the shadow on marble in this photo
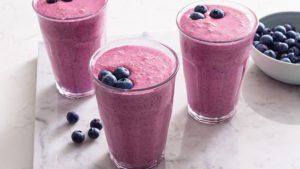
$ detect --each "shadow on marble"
[242,64,300,125]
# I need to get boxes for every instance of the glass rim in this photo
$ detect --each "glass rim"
[176,0,259,44]
[32,0,108,21]
[89,38,180,93]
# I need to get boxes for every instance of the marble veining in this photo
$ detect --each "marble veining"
[34,32,300,169]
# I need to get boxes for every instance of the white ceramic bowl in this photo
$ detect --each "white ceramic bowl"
[251,12,300,85]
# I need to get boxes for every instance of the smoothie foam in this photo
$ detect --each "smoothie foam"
[91,43,178,168]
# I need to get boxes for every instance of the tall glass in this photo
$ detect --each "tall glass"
[90,38,179,169]
[33,0,107,99]
[177,0,258,124]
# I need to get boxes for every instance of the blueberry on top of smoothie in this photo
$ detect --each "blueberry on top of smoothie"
[116,78,134,89]
[113,66,130,79]
[62,0,73,2]
[190,12,205,20]
[102,74,117,87]
[209,8,225,19]
[98,70,112,81]
[194,5,208,14]
[46,0,57,4]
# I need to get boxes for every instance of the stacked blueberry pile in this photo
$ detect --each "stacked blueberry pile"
[98,66,134,89]
[254,22,300,64]
[66,112,103,144]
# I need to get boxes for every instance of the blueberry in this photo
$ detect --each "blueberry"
[281,58,292,63]
[66,112,79,124]
[98,70,112,81]
[287,53,299,63]
[275,42,289,53]
[281,53,288,59]
[113,66,130,79]
[273,31,286,42]
[46,0,57,4]
[102,74,117,87]
[262,28,272,35]
[259,35,273,46]
[255,44,268,53]
[257,22,265,34]
[90,119,103,130]
[209,8,225,19]
[194,5,208,14]
[284,24,293,32]
[190,12,205,20]
[62,0,72,2]
[285,38,296,47]
[253,41,259,46]
[286,31,297,39]
[274,25,287,34]
[295,37,300,48]
[88,128,100,139]
[116,78,134,89]
[254,33,260,41]
[288,47,300,56]
[264,50,276,59]
[71,131,85,144]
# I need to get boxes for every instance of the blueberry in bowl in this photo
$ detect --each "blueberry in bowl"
[251,12,300,85]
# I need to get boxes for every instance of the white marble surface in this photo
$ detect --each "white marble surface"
[1,0,300,169]
[34,31,300,169]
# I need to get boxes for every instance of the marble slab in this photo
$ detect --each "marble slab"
[34,31,300,169]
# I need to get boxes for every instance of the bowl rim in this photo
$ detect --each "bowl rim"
[253,11,300,66]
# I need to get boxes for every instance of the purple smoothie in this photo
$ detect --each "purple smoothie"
[177,1,258,124]
[33,0,107,98]
[90,39,179,169]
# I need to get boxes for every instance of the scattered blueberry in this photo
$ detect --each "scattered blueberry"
[90,119,103,130]
[286,31,297,39]
[275,42,289,53]
[98,70,112,81]
[71,131,85,144]
[113,66,130,79]
[115,78,134,89]
[256,44,268,53]
[102,74,117,87]
[274,25,287,34]
[288,47,300,56]
[259,35,273,46]
[281,58,292,63]
[257,22,265,34]
[88,128,100,139]
[209,8,224,19]
[284,24,293,32]
[285,38,296,47]
[273,31,286,42]
[190,12,205,20]
[264,50,276,59]
[66,112,79,124]
[194,5,208,14]
[253,41,260,46]
[254,33,260,41]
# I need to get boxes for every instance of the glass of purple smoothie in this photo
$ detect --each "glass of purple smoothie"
[177,0,258,124]
[33,0,107,99]
[89,38,179,169]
